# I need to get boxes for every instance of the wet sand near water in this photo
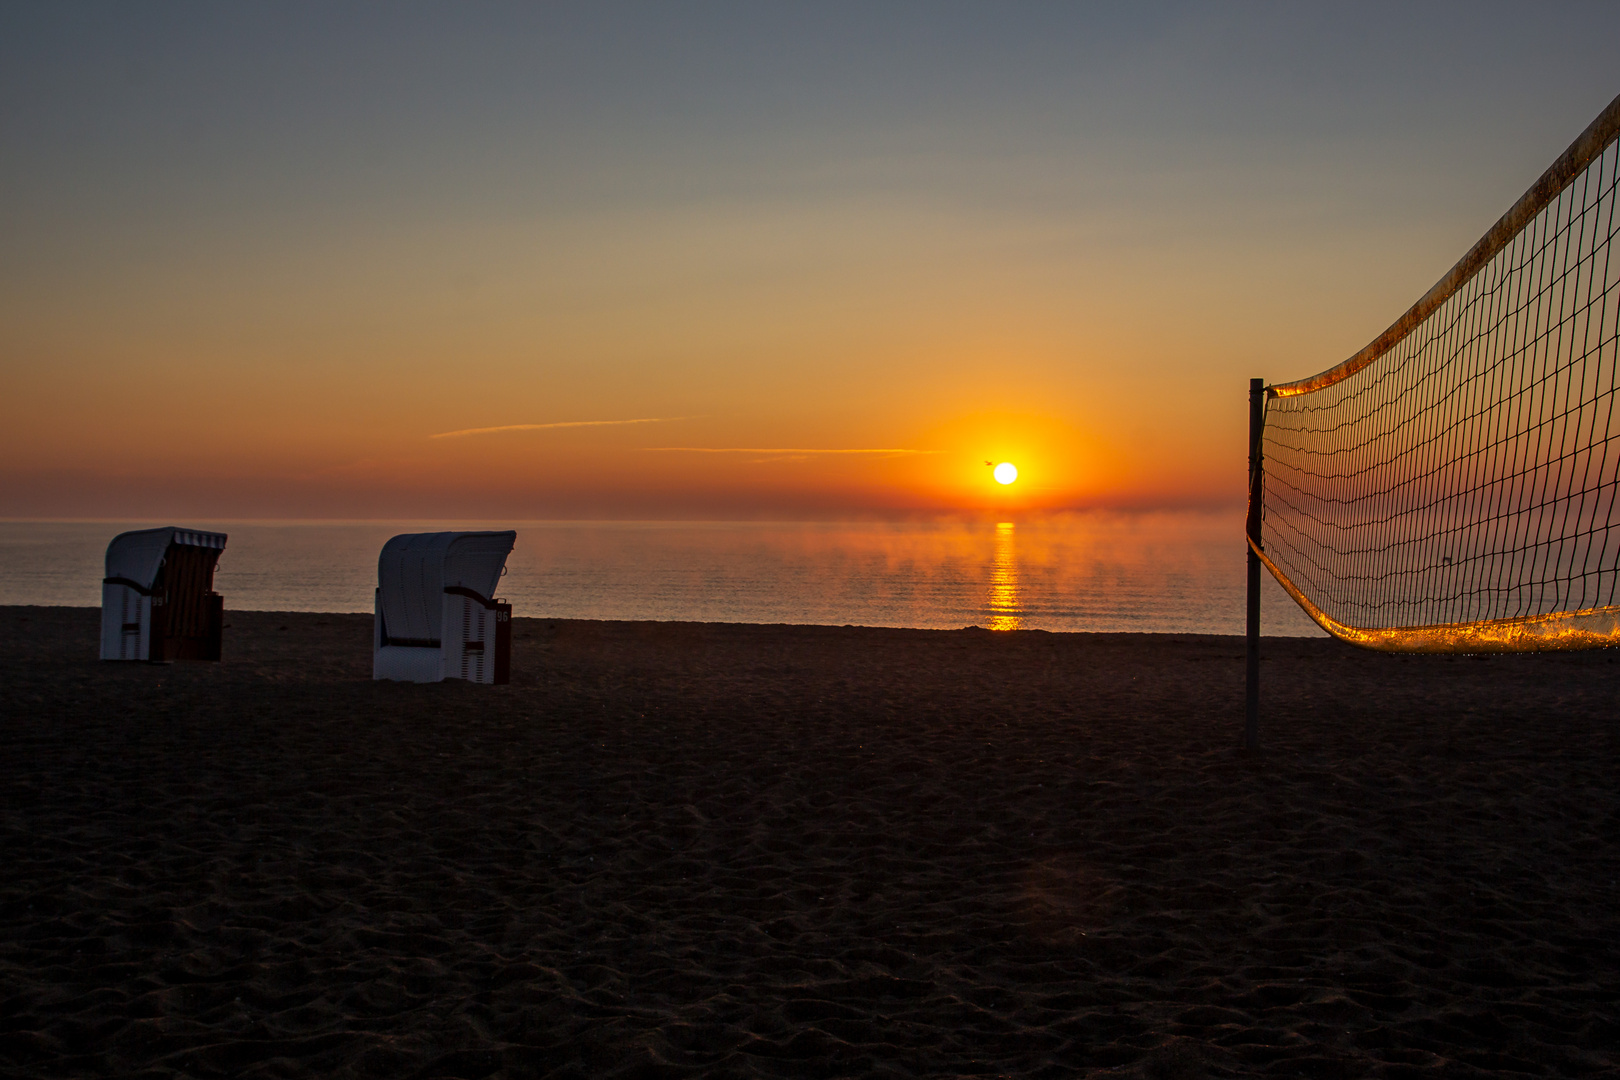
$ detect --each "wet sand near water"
[2,606,1617,1078]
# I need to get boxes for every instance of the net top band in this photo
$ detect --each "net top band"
[1271,91,1620,400]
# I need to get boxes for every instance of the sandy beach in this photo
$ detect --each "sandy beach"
[2,605,1617,1078]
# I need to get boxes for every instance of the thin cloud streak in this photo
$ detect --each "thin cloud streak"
[646,447,943,455]
[431,417,689,439]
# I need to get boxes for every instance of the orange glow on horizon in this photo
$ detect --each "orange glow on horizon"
[875,410,1128,513]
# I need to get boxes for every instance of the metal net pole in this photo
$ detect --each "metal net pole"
[1246,376,1264,748]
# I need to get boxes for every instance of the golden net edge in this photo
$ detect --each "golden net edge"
[1248,537,1620,653]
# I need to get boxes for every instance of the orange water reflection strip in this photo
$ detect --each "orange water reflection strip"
[988,522,1022,631]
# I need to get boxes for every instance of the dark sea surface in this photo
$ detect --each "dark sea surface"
[0,515,1322,636]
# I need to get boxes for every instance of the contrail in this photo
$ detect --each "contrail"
[645,447,942,455]
[431,417,688,439]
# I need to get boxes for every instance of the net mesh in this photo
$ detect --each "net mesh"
[1261,112,1620,644]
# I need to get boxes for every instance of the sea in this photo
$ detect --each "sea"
[0,515,1323,637]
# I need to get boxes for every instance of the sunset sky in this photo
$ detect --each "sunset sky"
[3,2,1617,519]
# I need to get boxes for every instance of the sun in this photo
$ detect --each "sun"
[993,462,1018,485]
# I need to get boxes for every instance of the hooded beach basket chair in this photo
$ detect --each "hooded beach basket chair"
[374,530,516,684]
[100,527,228,661]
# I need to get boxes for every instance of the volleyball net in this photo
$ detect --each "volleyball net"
[1254,93,1620,652]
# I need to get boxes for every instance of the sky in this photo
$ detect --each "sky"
[2,2,1617,520]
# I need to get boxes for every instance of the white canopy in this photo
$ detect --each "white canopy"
[105,527,228,591]
[377,531,515,644]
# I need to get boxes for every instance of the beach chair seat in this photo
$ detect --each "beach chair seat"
[100,527,228,661]
[373,531,516,684]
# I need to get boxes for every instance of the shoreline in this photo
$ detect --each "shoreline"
[3,606,1616,1077]
[6,602,1328,640]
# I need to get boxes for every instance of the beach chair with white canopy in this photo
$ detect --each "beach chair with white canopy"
[100,527,229,661]
[374,530,516,684]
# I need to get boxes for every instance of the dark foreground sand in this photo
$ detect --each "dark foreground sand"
[1,607,1617,1079]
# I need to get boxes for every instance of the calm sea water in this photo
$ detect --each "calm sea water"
[0,515,1323,636]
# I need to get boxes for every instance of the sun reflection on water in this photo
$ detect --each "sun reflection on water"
[988,521,1022,630]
